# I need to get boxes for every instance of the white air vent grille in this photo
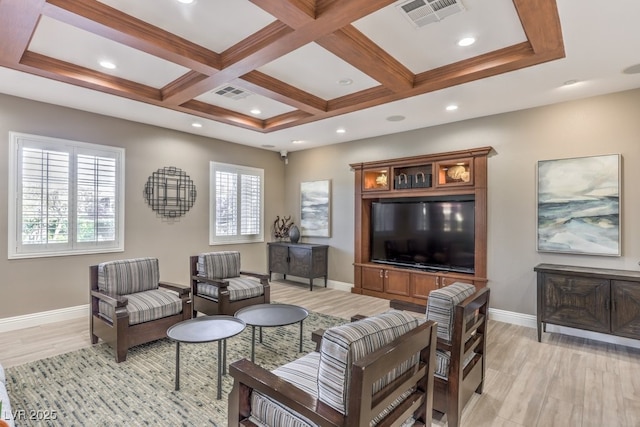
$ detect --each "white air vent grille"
[212,85,252,100]
[397,0,465,28]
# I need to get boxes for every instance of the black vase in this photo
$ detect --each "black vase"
[288,225,300,243]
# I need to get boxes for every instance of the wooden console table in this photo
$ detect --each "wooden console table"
[268,242,328,291]
[535,263,640,342]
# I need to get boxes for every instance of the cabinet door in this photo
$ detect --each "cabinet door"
[311,247,328,277]
[362,267,385,292]
[611,280,640,339]
[542,273,610,333]
[385,270,411,296]
[288,247,311,277]
[412,274,438,300]
[269,244,289,274]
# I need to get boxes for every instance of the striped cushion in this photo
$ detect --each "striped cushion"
[317,310,420,415]
[198,251,240,280]
[196,276,264,301]
[98,289,182,325]
[435,349,478,379]
[98,257,159,295]
[426,282,476,343]
[249,352,320,427]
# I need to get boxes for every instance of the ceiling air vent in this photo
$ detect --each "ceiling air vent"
[396,0,465,28]
[212,85,252,100]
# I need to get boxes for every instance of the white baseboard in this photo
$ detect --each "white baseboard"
[0,304,88,333]
[488,308,640,350]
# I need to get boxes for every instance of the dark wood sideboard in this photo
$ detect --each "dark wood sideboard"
[535,263,640,342]
[268,242,329,291]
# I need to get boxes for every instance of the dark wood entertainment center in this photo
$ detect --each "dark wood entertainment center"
[350,147,491,303]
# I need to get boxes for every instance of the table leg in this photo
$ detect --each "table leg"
[299,320,304,353]
[251,325,256,363]
[259,326,263,343]
[223,339,227,375]
[309,278,313,291]
[217,340,222,400]
[175,341,180,391]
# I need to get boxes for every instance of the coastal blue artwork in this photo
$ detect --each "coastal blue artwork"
[300,180,331,237]
[537,154,620,255]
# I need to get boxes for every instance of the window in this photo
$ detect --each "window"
[210,161,264,244]
[8,132,125,258]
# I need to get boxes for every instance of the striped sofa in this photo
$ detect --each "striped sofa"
[229,310,438,426]
[90,257,192,362]
[190,251,269,317]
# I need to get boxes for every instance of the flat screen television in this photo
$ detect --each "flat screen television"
[370,197,475,274]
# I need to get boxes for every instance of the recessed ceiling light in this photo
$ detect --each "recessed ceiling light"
[458,37,476,47]
[337,78,353,86]
[386,115,405,122]
[99,60,116,70]
[292,140,304,144]
[563,79,579,86]
[261,144,275,148]
[191,122,202,128]
[250,108,261,115]
[336,128,346,134]
[176,0,195,4]
[446,104,458,111]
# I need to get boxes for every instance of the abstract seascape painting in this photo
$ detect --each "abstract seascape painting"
[537,154,620,255]
[300,180,331,237]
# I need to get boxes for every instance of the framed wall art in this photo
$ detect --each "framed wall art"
[300,179,331,237]
[537,154,621,256]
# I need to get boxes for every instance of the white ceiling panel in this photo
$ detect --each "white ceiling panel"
[29,16,189,88]
[97,0,276,52]
[354,0,526,73]
[195,84,297,118]
[257,43,380,100]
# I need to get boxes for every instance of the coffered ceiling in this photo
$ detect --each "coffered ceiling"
[0,0,639,151]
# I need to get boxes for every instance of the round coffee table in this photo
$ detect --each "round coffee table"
[167,315,245,399]
[234,303,309,362]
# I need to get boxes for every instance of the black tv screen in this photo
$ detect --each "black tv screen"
[370,198,475,273]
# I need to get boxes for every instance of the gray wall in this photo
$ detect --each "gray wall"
[283,88,640,315]
[2,89,639,319]
[0,94,285,318]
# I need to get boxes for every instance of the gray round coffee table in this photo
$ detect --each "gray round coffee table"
[234,303,309,362]
[167,315,245,399]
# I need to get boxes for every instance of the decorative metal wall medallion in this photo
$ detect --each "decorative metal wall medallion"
[144,166,196,217]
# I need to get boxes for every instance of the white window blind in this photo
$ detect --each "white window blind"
[210,162,264,244]
[9,132,125,258]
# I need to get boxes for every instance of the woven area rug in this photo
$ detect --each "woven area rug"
[5,310,346,426]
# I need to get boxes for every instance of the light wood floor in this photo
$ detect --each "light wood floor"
[1,281,639,426]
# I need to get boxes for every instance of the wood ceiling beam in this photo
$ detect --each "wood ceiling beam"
[316,26,414,93]
[0,0,44,64]
[162,0,397,105]
[19,51,161,101]
[42,0,221,75]
[177,100,264,131]
[238,71,327,113]
[249,0,316,27]
[513,0,564,55]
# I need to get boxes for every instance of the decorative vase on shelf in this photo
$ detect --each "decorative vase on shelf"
[288,225,300,243]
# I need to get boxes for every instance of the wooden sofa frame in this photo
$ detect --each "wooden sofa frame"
[391,287,490,427]
[189,255,270,318]
[89,264,192,363]
[229,319,438,427]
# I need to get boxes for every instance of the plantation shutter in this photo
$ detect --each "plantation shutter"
[76,154,117,242]
[20,147,70,246]
[210,162,264,244]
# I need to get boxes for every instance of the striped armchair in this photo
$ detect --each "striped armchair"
[90,257,191,362]
[229,310,437,426]
[391,282,490,427]
[190,251,269,317]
